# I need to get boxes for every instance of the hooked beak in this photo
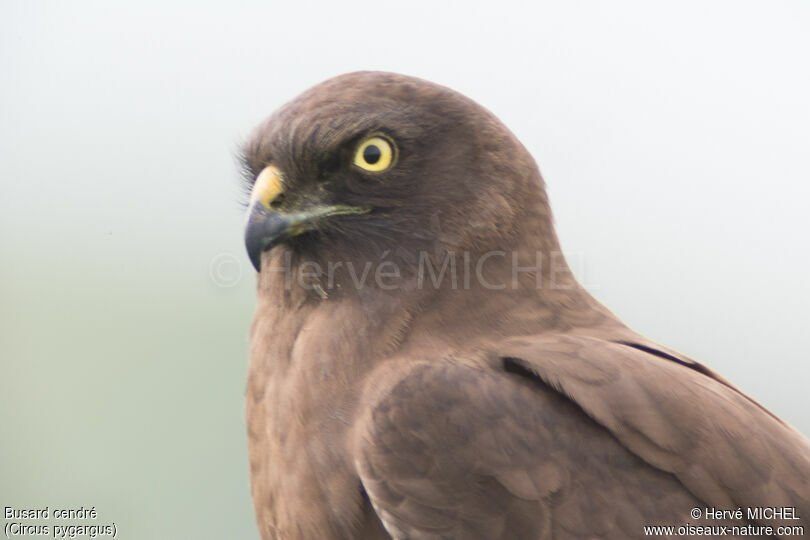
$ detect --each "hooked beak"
[244,165,370,271]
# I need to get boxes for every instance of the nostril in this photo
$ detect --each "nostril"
[270,193,285,209]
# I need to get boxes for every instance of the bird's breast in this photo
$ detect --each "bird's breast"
[246,286,415,539]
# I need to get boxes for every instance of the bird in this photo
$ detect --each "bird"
[240,71,810,540]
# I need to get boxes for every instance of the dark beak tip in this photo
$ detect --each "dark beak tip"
[247,246,262,272]
[244,223,269,273]
[244,203,291,273]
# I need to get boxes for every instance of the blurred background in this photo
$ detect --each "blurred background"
[2,1,808,538]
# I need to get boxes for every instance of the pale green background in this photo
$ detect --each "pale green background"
[2,1,808,538]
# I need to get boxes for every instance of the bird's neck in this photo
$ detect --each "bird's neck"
[253,225,621,361]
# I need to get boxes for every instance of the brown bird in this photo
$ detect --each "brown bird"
[241,71,810,539]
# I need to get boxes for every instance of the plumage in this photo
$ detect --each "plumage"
[240,71,810,539]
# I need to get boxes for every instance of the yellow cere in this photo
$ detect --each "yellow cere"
[251,165,284,209]
[353,135,396,172]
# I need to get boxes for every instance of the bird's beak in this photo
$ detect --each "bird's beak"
[244,165,370,271]
[244,166,292,272]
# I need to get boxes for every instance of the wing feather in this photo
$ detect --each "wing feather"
[352,335,810,539]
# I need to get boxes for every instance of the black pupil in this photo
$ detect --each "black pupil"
[363,144,382,164]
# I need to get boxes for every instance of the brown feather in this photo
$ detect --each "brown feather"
[243,71,810,539]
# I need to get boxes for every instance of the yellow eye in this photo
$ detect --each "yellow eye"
[353,135,396,173]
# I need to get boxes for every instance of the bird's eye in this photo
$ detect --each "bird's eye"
[353,135,396,173]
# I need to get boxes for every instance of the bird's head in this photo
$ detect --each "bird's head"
[241,71,556,274]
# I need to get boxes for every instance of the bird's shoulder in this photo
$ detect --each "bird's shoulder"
[352,333,810,538]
